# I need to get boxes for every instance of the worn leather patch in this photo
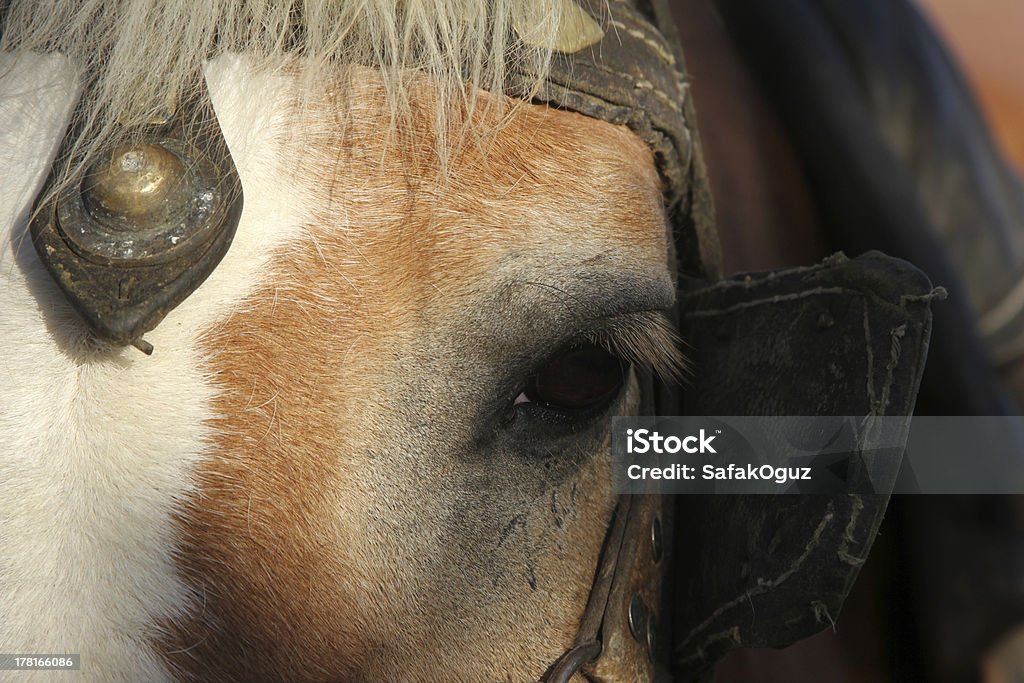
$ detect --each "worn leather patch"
[670,252,939,678]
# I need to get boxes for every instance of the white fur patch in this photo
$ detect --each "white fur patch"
[0,54,312,681]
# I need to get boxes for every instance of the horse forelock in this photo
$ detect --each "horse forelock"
[0,0,579,204]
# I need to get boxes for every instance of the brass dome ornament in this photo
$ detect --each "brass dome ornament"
[30,81,243,355]
[61,139,218,265]
[86,143,186,221]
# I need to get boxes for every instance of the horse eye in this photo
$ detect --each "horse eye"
[515,344,627,413]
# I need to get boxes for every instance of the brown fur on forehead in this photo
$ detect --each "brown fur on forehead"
[162,76,668,681]
[297,74,668,259]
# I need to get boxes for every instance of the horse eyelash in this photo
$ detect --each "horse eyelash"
[584,311,688,384]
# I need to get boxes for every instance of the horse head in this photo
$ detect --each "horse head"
[0,1,940,681]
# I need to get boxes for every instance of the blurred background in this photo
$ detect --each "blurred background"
[921,0,1024,173]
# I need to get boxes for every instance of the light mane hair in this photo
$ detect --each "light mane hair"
[0,0,572,197]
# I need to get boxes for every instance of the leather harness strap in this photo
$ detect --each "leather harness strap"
[510,0,719,283]
[542,495,669,683]
[521,3,700,679]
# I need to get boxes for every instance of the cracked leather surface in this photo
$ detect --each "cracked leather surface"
[669,252,937,680]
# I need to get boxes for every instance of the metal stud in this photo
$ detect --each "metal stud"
[62,138,216,265]
[85,143,186,222]
[651,516,663,564]
[512,0,604,53]
[646,614,657,658]
[29,79,243,350]
[628,594,649,645]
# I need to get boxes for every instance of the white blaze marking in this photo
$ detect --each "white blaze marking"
[0,53,311,681]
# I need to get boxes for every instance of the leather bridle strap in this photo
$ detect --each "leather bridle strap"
[544,642,602,683]
[543,496,632,682]
[509,0,719,283]
[542,494,668,682]
[514,2,696,679]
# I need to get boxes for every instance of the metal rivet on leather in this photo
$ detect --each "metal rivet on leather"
[816,310,835,329]
[651,516,663,564]
[628,594,649,645]
[646,614,657,658]
[512,0,604,54]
